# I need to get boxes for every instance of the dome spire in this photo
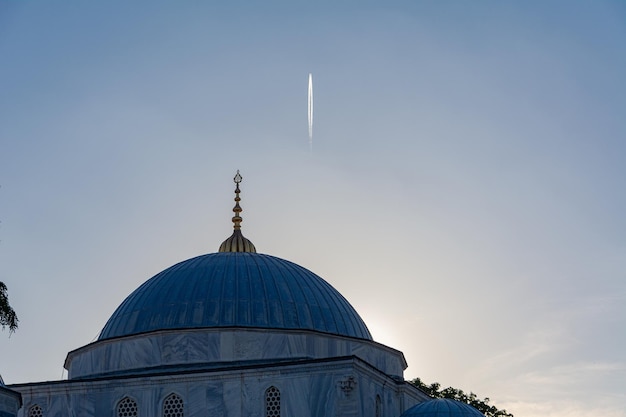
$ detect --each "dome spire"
[219,170,257,253]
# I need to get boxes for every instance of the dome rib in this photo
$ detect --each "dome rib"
[99,253,372,341]
[248,254,268,326]
[290,259,337,332]
[265,254,300,329]
[286,260,313,330]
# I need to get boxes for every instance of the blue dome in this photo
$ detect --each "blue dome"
[401,399,485,417]
[99,252,372,341]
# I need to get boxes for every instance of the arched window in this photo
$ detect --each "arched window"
[117,397,138,417]
[265,386,281,417]
[28,405,43,417]
[376,394,382,417]
[163,393,184,417]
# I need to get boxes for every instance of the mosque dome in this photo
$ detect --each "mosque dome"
[400,399,485,417]
[99,252,371,340]
[98,171,372,342]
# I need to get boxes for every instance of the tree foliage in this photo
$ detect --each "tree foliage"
[408,377,513,417]
[0,281,18,333]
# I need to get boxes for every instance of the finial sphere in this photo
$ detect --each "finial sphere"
[234,170,242,184]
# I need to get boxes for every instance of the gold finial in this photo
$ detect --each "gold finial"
[232,170,243,231]
[219,170,257,253]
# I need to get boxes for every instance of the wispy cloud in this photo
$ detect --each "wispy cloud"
[502,400,626,417]
[466,291,626,415]
[516,360,626,392]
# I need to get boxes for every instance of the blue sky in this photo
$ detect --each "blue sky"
[1,2,625,417]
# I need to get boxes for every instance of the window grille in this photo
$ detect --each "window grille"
[117,397,138,417]
[265,386,281,417]
[28,405,43,417]
[163,393,184,417]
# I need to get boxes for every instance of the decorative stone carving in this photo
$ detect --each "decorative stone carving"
[339,376,357,396]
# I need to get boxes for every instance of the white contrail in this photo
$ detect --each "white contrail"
[308,73,313,152]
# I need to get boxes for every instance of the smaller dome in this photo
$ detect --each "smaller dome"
[401,399,485,417]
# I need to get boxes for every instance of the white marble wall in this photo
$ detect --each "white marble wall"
[65,328,408,380]
[14,357,428,417]
[0,386,21,417]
